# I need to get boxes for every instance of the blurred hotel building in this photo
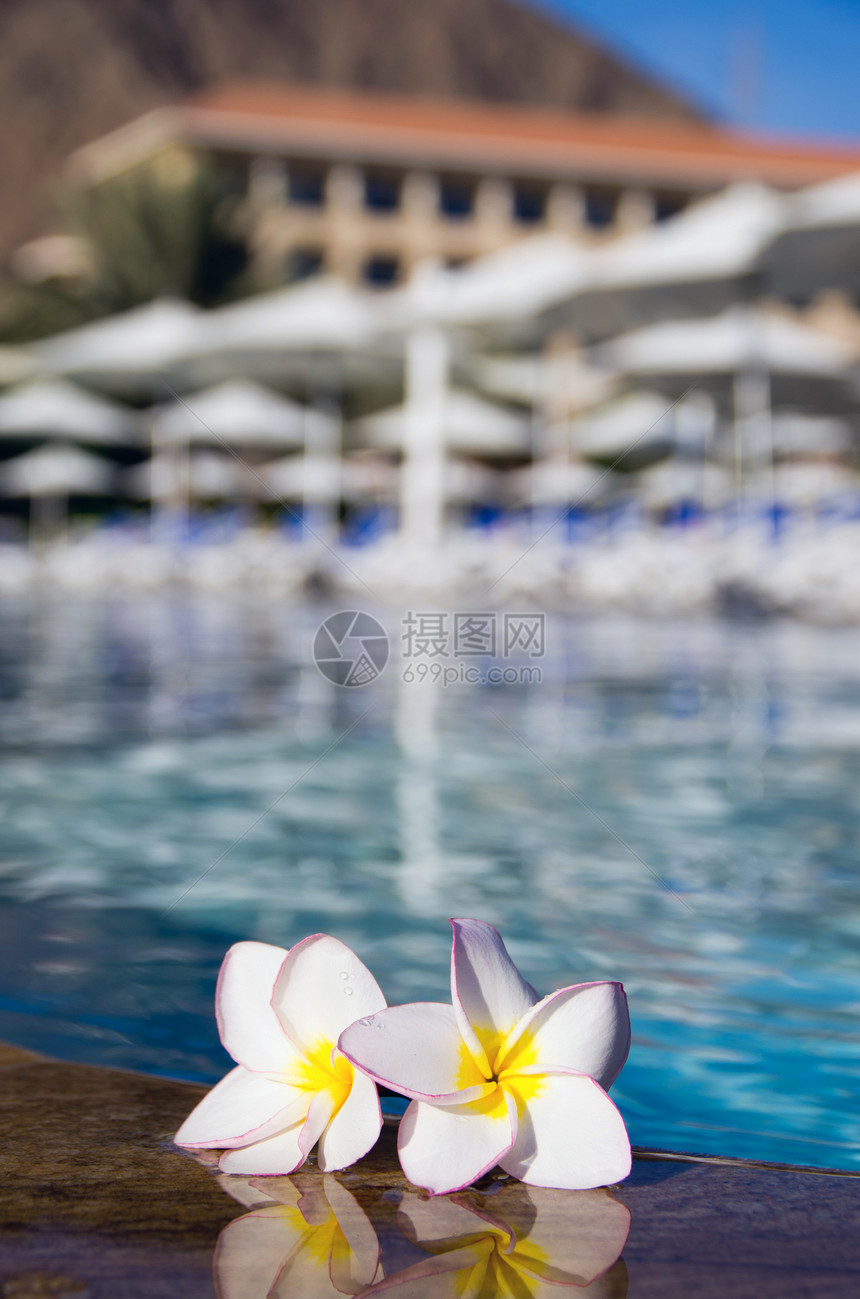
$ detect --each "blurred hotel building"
[67,83,860,291]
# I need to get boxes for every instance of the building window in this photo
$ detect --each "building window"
[288,166,326,207]
[654,193,687,223]
[584,188,617,230]
[362,254,400,287]
[364,172,401,212]
[286,247,324,281]
[512,183,546,224]
[439,177,475,220]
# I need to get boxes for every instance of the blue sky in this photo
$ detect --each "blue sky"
[531,0,860,141]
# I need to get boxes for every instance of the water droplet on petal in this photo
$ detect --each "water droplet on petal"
[375,1021,385,1028]
[344,987,354,997]
[358,1018,371,1028]
[340,971,350,980]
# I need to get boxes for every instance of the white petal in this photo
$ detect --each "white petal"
[397,1091,516,1195]
[214,1206,306,1299]
[219,1123,307,1175]
[398,1193,505,1247]
[357,1249,488,1295]
[272,934,386,1058]
[216,941,294,1072]
[510,1186,631,1286]
[451,919,538,1071]
[499,1071,631,1190]
[317,1064,381,1171]
[324,1175,382,1292]
[338,1002,489,1102]
[500,982,631,1090]
[174,1066,308,1149]
[297,1088,338,1159]
[215,1173,283,1209]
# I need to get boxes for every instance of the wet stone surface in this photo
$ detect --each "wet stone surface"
[1,1044,858,1298]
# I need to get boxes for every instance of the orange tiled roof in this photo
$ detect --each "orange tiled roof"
[181,83,860,189]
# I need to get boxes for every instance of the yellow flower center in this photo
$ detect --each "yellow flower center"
[457,1022,547,1117]
[282,1039,354,1116]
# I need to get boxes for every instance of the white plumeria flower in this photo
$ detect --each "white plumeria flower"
[339,919,631,1195]
[215,1173,382,1298]
[374,1185,630,1297]
[175,935,386,1175]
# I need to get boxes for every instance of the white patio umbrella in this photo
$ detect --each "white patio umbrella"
[0,346,37,386]
[0,442,116,540]
[356,388,532,458]
[32,298,203,395]
[506,456,617,506]
[469,352,617,413]
[539,183,788,342]
[125,452,258,502]
[259,454,341,505]
[340,455,400,501]
[600,306,858,498]
[442,458,500,503]
[758,171,860,299]
[0,378,140,445]
[600,306,857,385]
[151,379,324,450]
[637,458,735,511]
[187,277,393,388]
[382,238,591,340]
[262,453,498,506]
[568,390,678,465]
[750,460,859,508]
[769,412,854,458]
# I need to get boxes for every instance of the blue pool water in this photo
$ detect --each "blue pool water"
[0,595,858,1170]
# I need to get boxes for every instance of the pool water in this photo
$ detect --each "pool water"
[0,595,858,1170]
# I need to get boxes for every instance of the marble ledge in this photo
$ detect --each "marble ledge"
[0,1045,858,1298]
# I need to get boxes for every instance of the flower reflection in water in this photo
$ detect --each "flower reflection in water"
[213,1172,629,1299]
[374,1186,630,1298]
[215,1172,382,1298]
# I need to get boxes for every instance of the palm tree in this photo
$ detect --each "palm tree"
[0,148,251,341]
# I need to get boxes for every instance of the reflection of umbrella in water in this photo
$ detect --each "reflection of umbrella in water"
[0,378,140,445]
[0,442,116,539]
